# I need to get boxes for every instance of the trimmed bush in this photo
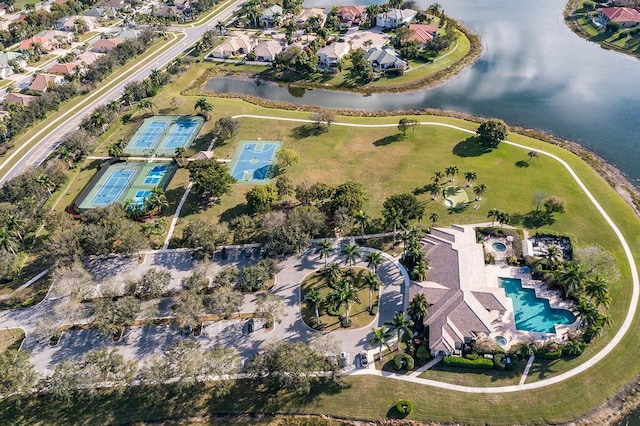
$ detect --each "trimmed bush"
[443,356,494,369]
[535,347,563,359]
[493,353,506,371]
[416,344,431,361]
[396,399,413,415]
[464,352,479,360]
[393,353,415,371]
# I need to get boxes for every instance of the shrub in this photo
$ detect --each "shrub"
[396,399,413,415]
[340,317,352,328]
[393,353,415,371]
[443,356,494,369]
[535,344,563,359]
[464,352,479,360]
[493,353,506,371]
[416,344,431,361]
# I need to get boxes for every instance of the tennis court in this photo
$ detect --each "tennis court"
[74,162,177,212]
[90,169,136,206]
[230,141,282,183]
[123,116,205,157]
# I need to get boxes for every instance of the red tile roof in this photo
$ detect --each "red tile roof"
[91,38,124,52]
[599,7,640,23]
[29,73,61,92]
[5,93,35,106]
[406,24,438,44]
[49,62,78,74]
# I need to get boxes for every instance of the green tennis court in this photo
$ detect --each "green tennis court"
[74,162,176,212]
[123,115,204,157]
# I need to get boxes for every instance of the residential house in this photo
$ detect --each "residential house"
[115,29,140,40]
[4,93,36,107]
[36,30,75,46]
[405,23,438,47]
[19,36,56,52]
[209,35,253,59]
[336,5,365,28]
[296,8,327,30]
[29,73,65,92]
[55,15,100,32]
[90,38,124,53]
[253,40,284,62]
[260,4,282,27]
[84,6,118,21]
[76,51,101,66]
[0,52,26,79]
[364,47,407,71]
[376,8,417,29]
[407,225,510,356]
[48,62,79,75]
[317,42,350,67]
[597,7,640,27]
[0,3,7,17]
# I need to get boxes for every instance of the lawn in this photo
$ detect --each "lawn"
[300,267,379,331]
[418,359,526,387]
[46,61,640,423]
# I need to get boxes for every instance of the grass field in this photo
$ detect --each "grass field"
[0,328,24,353]
[300,267,379,331]
[49,61,640,423]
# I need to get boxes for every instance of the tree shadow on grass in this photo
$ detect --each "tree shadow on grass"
[291,124,327,139]
[515,160,530,168]
[373,133,404,146]
[191,129,216,152]
[522,210,555,228]
[220,203,249,223]
[452,136,492,157]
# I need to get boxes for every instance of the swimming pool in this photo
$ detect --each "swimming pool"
[499,277,576,333]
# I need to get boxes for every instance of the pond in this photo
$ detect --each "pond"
[205,0,640,185]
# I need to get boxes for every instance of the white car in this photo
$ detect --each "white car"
[359,351,369,368]
[340,351,350,368]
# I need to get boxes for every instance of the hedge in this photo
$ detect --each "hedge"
[396,399,413,415]
[535,347,563,359]
[393,353,415,370]
[443,356,494,369]
[493,353,506,371]
[416,344,431,361]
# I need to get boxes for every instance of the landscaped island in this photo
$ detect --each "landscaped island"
[565,0,640,59]
[204,1,480,93]
[0,57,639,425]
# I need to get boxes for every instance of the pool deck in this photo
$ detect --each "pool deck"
[484,263,579,349]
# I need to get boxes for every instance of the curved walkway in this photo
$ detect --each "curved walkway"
[231,113,640,393]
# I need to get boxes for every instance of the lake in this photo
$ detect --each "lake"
[205,0,640,185]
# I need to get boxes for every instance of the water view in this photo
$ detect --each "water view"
[206,0,640,185]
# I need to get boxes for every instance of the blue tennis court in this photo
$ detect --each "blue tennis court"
[90,169,136,206]
[131,121,168,149]
[230,141,281,182]
[132,190,152,206]
[164,121,199,149]
[144,164,168,185]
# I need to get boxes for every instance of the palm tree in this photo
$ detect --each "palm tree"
[107,99,120,116]
[325,262,342,288]
[194,97,213,119]
[0,227,18,254]
[384,207,403,245]
[544,245,563,270]
[137,99,155,115]
[556,262,588,298]
[304,288,323,324]
[364,251,383,273]
[0,123,8,142]
[445,165,458,182]
[487,208,501,226]
[431,171,444,184]
[496,211,510,226]
[385,311,414,349]
[341,242,360,269]
[464,171,477,187]
[90,110,108,132]
[474,183,487,201]
[149,68,162,86]
[37,173,54,196]
[585,275,610,308]
[576,297,600,327]
[315,239,334,268]
[370,326,391,360]
[429,212,439,225]
[408,293,428,329]
[327,277,360,325]
[145,187,168,213]
[4,214,24,242]
[122,89,134,107]
[353,210,369,237]
[174,146,187,166]
[426,182,439,200]
[361,270,381,312]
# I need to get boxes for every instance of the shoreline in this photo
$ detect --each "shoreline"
[204,18,482,96]
[184,82,640,218]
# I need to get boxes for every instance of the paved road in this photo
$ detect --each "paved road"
[0,0,244,185]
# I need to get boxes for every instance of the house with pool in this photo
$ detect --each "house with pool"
[407,224,579,357]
